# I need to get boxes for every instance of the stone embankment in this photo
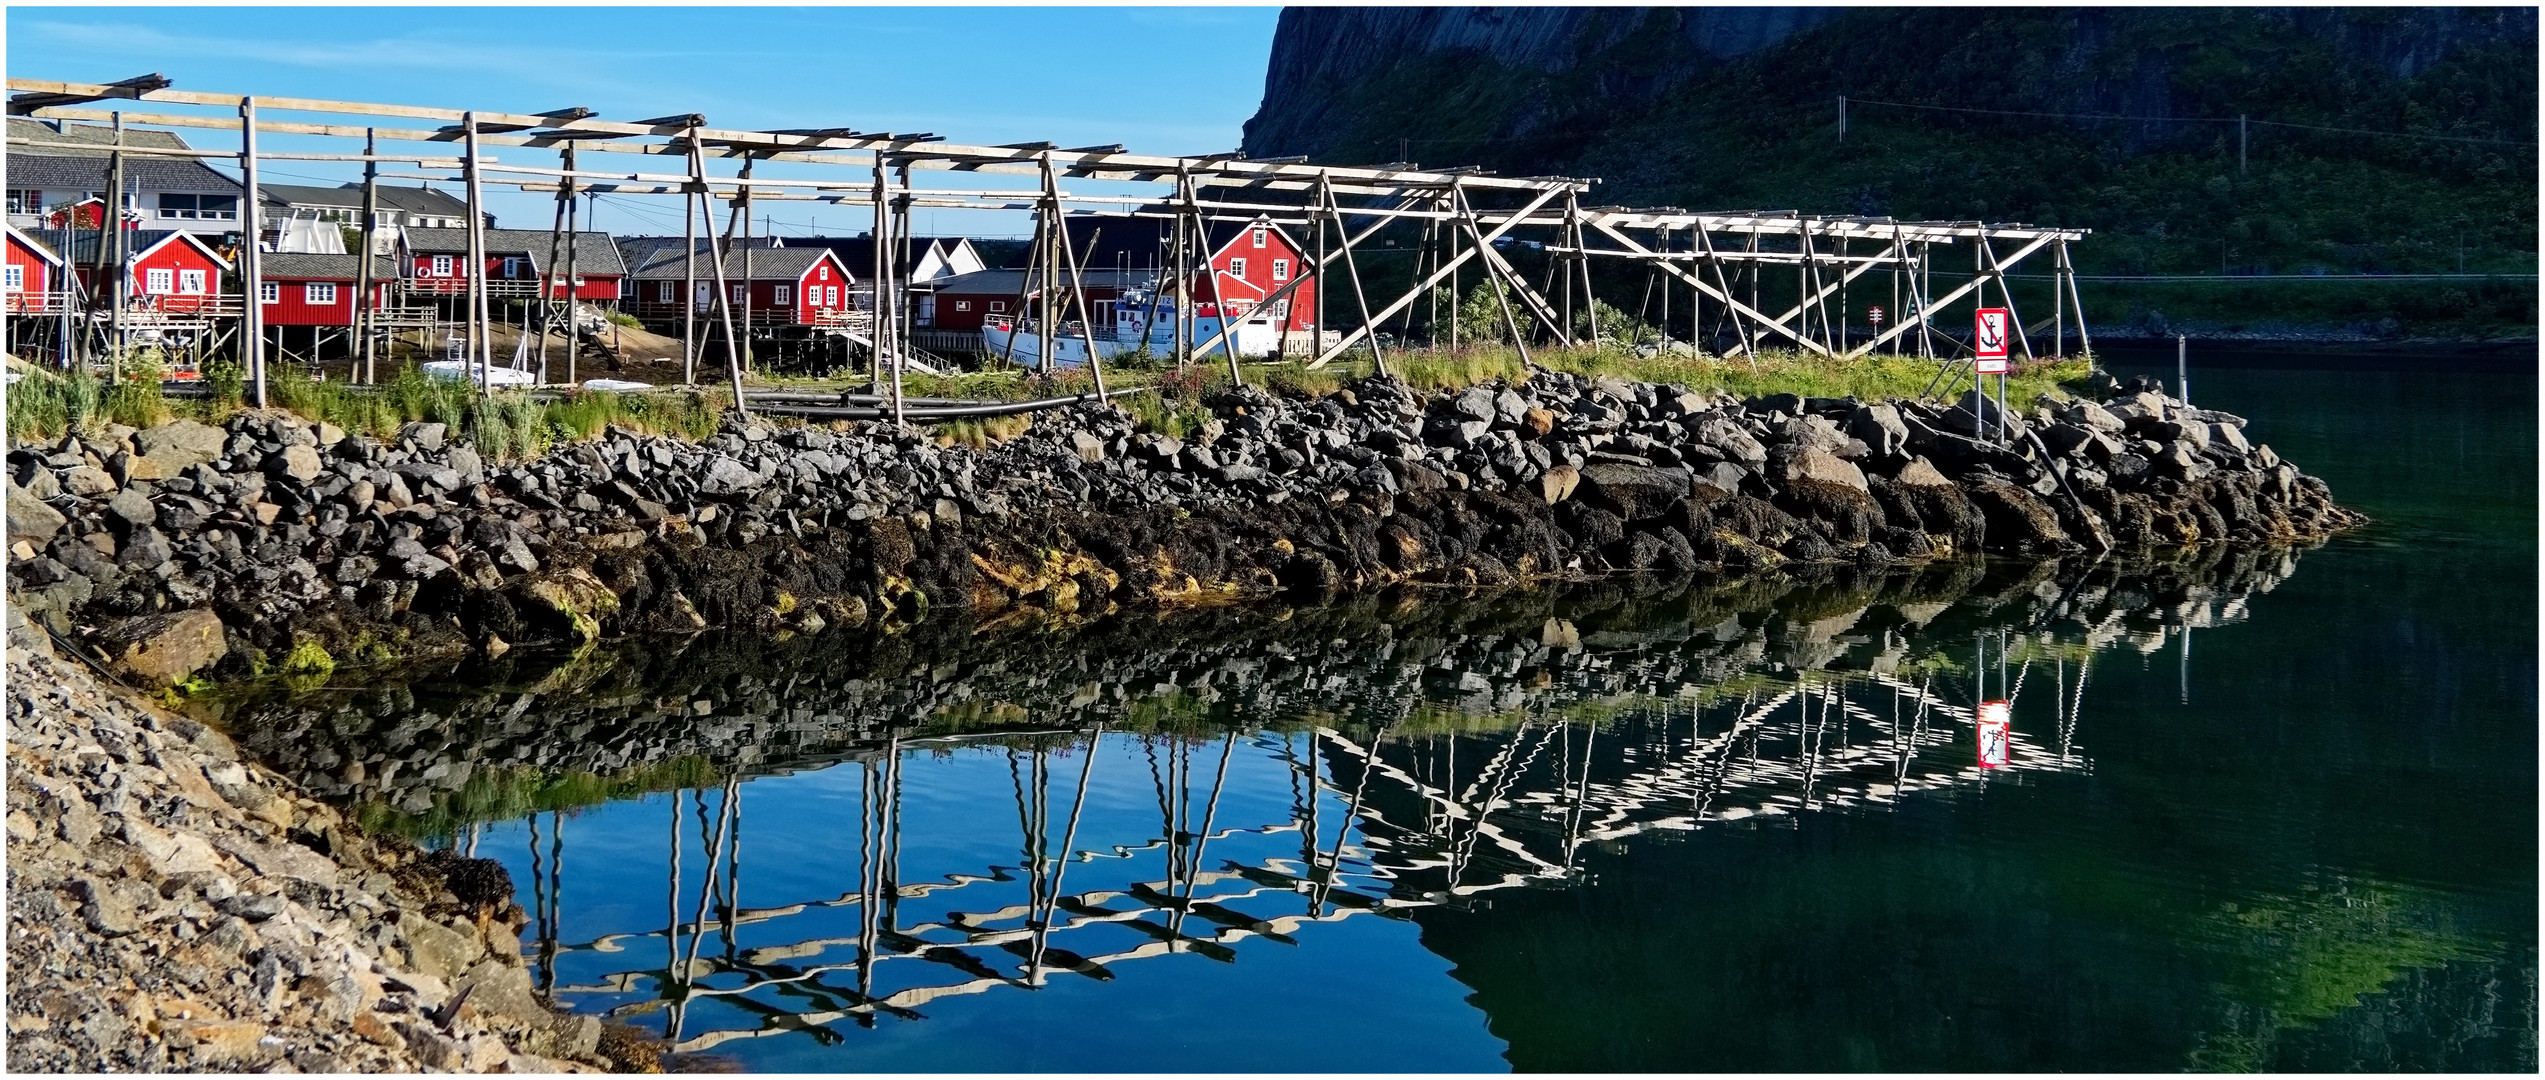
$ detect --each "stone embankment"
[7,369,2359,684]
[3,637,643,1072]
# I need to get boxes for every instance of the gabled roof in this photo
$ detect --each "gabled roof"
[261,252,398,280]
[7,118,241,195]
[785,236,983,278]
[624,243,849,283]
[400,228,626,275]
[6,224,65,266]
[260,182,476,219]
[28,228,232,270]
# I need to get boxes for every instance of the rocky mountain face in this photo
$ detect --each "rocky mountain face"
[1241,7,2536,287]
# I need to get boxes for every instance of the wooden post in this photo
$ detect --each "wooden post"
[2053,235,2066,359]
[1318,173,1384,376]
[2063,239,2093,358]
[688,141,748,417]
[239,98,269,408]
[1042,155,1108,400]
[356,127,379,383]
[1181,174,1244,384]
[561,167,583,387]
[105,112,125,385]
[461,111,491,395]
[1172,171,1192,369]
[871,158,893,381]
[1454,187,1530,365]
[736,155,753,375]
[540,148,570,386]
[681,125,700,387]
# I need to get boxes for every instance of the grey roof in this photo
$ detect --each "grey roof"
[260,252,398,280]
[929,268,1154,294]
[260,182,474,219]
[623,241,844,282]
[6,118,242,195]
[400,228,626,275]
[28,228,227,267]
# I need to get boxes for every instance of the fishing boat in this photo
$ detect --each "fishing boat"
[981,286,1284,368]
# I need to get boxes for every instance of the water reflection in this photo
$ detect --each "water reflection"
[202,545,2344,1063]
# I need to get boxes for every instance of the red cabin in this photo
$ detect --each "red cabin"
[257,253,399,327]
[1187,217,1317,333]
[924,268,1152,332]
[32,229,235,315]
[4,224,67,314]
[621,242,857,327]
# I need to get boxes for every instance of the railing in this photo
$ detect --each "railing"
[2,291,76,315]
[398,277,542,297]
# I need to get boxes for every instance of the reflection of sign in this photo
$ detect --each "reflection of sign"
[1977,700,2011,768]
[1975,308,2010,374]
[1868,305,1884,326]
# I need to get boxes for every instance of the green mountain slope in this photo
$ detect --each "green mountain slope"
[1243,7,2537,341]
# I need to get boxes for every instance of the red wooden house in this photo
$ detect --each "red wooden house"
[1038,213,1320,334]
[619,240,857,327]
[924,268,1152,332]
[5,223,69,314]
[257,253,400,326]
[33,228,234,314]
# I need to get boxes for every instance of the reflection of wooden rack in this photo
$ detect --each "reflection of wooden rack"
[532,666,2092,1055]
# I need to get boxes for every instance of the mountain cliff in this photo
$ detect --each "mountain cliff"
[1242,6,2536,304]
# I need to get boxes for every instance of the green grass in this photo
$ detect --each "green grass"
[1297,344,2089,405]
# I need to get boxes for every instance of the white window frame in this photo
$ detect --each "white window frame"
[430,255,453,277]
[502,257,523,279]
[1227,258,1246,278]
[1271,258,1290,283]
[146,268,174,295]
[732,283,747,304]
[774,284,793,306]
[825,285,840,306]
[953,299,971,312]
[305,282,338,305]
[178,269,206,295]
[988,300,1005,313]
[1252,227,1267,249]
[3,265,22,292]
[258,280,279,304]
[659,281,677,302]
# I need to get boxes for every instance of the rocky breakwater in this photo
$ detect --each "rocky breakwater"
[6,370,2358,679]
[3,638,637,1071]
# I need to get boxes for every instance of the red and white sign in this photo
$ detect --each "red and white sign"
[1868,305,1885,327]
[1976,700,2011,768]
[1974,308,2011,374]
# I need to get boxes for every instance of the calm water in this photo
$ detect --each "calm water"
[226,350,2536,1072]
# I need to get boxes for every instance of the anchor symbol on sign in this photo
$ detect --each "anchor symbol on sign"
[1977,317,2005,352]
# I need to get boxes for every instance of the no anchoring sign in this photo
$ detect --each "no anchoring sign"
[1976,700,2011,768]
[1974,308,2011,374]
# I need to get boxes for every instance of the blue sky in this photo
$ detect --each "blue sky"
[9,6,1284,237]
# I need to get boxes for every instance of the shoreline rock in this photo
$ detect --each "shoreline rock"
[7,369,2362,678]
[4,638,644,1072]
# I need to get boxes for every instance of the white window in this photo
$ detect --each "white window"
[4,190,38,215]
[430,255,453,277]
[988,300,1005,313]
[146,268,174,294]
[732,283,747,304]
[953,299,971,312]
[816,264,829,281]
[825,285,840,306]
[659,281,677,302]
[156,193,238,220]
[3,266,22,291]
[179,269,206,295]
[774,284,793,306]
[258,280,279,303]
[305,282,338,305]
[1227,258,1246,278]
[1251,227,1267,249]
[502,257,522,279]
[1271,259,1290,282]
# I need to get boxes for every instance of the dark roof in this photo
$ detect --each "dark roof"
[1001,212,1280,270]
[625,244,846,282]
[400,228,626,275]
[7,118,242,196]
[28,228,228,267]
[261,252,398,280]
[929,268,1156,295]
[260,182,474,218]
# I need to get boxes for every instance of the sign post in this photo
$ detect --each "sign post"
[1975,307,2011,443]
[1868,305,1885,330]
[1976,700,2011,769]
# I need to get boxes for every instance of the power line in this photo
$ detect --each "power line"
[1847,97,2537,148]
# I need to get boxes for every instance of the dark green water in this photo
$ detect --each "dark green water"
[229,351,2535,1072]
